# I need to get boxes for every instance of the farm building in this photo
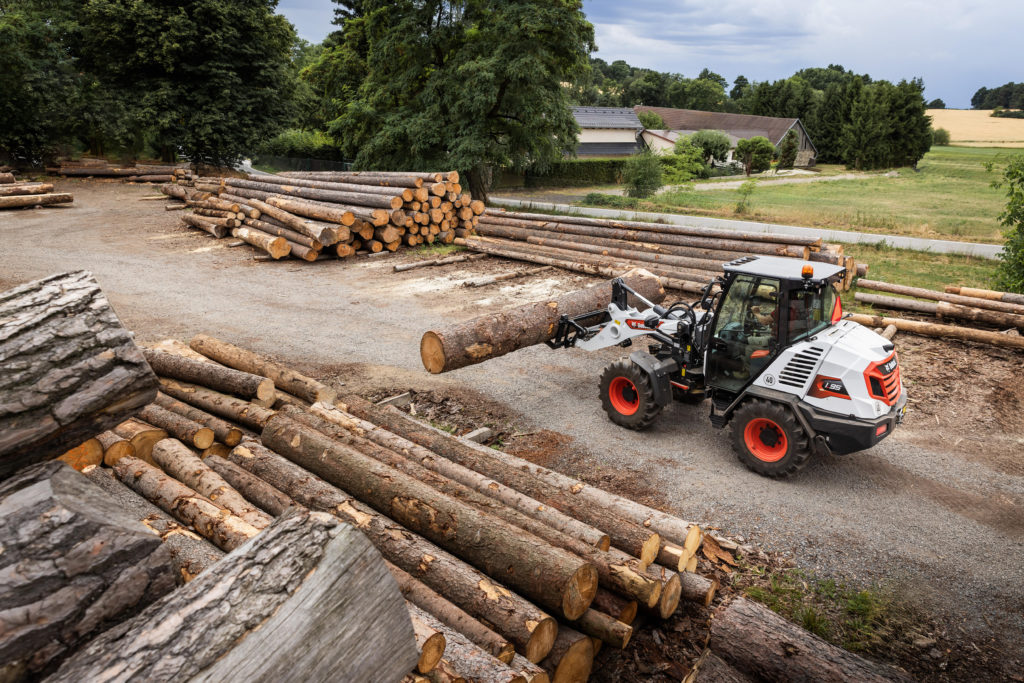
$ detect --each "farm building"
[571,106,644,157]
[635,106,818,166]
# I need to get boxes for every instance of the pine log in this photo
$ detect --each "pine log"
[154,392,243,446]
[113,455,258,551]
[205,453,293,515]
[0,183,54,196]
[223,178,403,209]
[96,430,134,464]
[263,194,356,225]
[340,396,663,567]
[847,313,1024,350]
[539,626,593,683]
[427,659,466,683]
[189,333,336,404]
[202,443,231,458]
[279,171,425,188]
[285,240,320,261]
[49,507,419,683]
[222,194,343,243]
[394,253,486,272]
[591,589,637,624]
[158,378,276,431]
[56,438,104,471]
[0,462,176,679]
[680,571,718,606]
[708,598,914,682]
[465,266,553,287]
[857,279,1024,315]
[150,438,273,529]
[272,389,311,410]
[229,175,413,200]
[83,466,225,582]
[572,608,632,648]
[881,324,898,340]
[226,440,558,662]
[945,285,1024,306]
[142,347,276,404]
[411,603,527,683]
[243,217,322,249]
[408,605,448,674]
[521,234,725,273]
[181,212,228,238]
[420,268,665,374]
[231,226,290,259]
[0,192,73,209]
[690,649,752,683]
[261,414,598,621]
[161,184,189,201]
[289,406,661,608]
[111,418,166,466]
[138,404,215,449]
[192,207,238,220]
[855,292,1024,329]
[388,561,515,663]
[189,196,240,213]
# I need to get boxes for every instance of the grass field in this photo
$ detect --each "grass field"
[928,109,1024,147]
[580,146,1019,243]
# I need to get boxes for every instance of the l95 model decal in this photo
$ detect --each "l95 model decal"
[809,376,850,400]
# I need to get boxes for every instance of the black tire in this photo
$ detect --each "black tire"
[731,399,812,478]
[599,359,662,430]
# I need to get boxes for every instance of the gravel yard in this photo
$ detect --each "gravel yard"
[2,179,1022,679]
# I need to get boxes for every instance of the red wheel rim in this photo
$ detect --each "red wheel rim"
[744,418,788,462]
[608,377,639,416]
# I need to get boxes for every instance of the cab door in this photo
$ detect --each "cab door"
[706,275,781,395]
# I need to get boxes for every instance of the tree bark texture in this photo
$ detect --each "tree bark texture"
[113,455,258,551]
[219,194,343,244]
[83,466,225,582]
[857,279,1024,316]
[0,193,73,209]
[410,602,528,683]
[0,183,54,196]
[408,605,448,674]
[158,378,275,431]
[945,285,1024,306]
[49,507,419,683]
[0,271,158,479]
[243,217,322,250]
[691,649,752,683]
[708,598,914,682]
[205,453,293,516]
[189,334,336,404]
[154,391,243,446]
[223,178,402,209]
[847,314,1024,350]
[228,175,412,199]
[181,212,228,238]
[226,440,558,662]
[231,226,290,259]
[261,415,598,621]
[142,347,276,403]
[420,268,666,374]
[0,462,176,679]
[138,403,215,449]
[340,396,663,566]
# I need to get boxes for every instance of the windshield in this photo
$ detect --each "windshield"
[787,284,838,342]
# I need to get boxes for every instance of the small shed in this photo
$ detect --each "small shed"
[572,107,644,157]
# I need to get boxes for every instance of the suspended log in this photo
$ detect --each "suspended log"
[854,292,1024,329]
[150,438,273,529]
[0,271,158,479]
[411,603,528,683]
[154,392,243,446]
[112,418,167,466]
[0,183,54,196]
[857,279,1024,315]
[113,455,258,551]
[181,212,228,238]
[394,253,487,272]
[708,598,914,682]
[847,314,1024,350]
[158,378,275,431]
[142,347,276,404]
[205,453,293,516]
[49,507,419,683]
[945,285,1024,306]
[226,440,558,662]
[97,430,134,464]
[420,268,665,374]
[0,462,176,679]
[261,415,598,621]
[539,627,593,683]
[83,466,224,582]
[0,192,73,209]
[189,333,336,404]
[56,438,104,471]
[138,404,215,449]
[388,562,515,664]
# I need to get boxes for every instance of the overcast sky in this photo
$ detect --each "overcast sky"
[277,0,1021,108]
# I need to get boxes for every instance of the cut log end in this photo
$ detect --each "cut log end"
[256,377,277,402]
[563,564,599,621]
[658,571,682,618]
[525,618,559,664]
[420,331,446,374]
[640,532,662,568]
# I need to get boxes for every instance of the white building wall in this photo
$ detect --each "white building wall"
[578,128,639,143]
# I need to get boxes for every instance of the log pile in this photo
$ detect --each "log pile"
[853,279,1024,350]
[161,170,484,261]
[459,209,862,294]
[49,159,188,184]
[0,170,73,210]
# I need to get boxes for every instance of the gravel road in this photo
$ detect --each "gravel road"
[3,179,1022,667]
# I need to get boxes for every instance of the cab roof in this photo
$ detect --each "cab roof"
[722,255,845,284]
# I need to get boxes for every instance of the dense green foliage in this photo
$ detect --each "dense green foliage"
[660,142,709,183]
[932,128,951,146]
[777,130,799,169]
[256,129,343,160]
[972,82,1024,110]
[991,108,1024,119]
[994,155,1024,293]
[735,137,774,175]
[623,150,662,198]
[683,130,730,164]
[523,158,625,187]
[637,111,666,129]
[0,0,299,166]
[926,98,945,109]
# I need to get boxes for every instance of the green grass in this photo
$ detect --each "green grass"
[578,147,1019,244]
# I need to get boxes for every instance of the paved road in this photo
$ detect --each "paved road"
[2,179,1022,668]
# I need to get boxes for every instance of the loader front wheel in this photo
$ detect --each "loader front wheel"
[732,399,812,478]
[600,359,662,430]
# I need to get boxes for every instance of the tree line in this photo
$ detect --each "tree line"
[971,82,1024,111]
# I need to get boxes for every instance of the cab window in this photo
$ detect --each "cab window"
[787,284,838,342]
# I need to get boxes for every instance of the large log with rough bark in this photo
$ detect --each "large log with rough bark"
[154,392,243,446]
[261,414,598,621]
[226,440,558,662]
[49,507,419,683]
[340,395,662,566]
[142,347,276,403]
[227,176,412,200]
[223,178,403,209]
[690,649,752,683]
[83,466,225,582]
[158,378,275,430]
[420,268,666,374]
[0,192,73,209]
[0,271,158,479]
[708,598,914,682]
[848,313,1024,350]
[0,462,176,680]
[0,183,54,196]
[411,603,528,683]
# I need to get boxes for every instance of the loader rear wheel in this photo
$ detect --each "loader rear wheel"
[732,399,812,478]
[600,359,662,430]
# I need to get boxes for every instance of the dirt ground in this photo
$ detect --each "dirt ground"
[2,179,1023,680]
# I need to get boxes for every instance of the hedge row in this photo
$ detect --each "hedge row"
[255,129,345,161]
[524,158,627,187]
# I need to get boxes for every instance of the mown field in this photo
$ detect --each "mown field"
[928,109,1024,147]
[582,146,1018,244]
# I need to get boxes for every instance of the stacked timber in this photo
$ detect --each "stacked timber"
[853,279,1024,350]
[49,160,187,183]
[461,209,861,294]
[0,171,73,210]
[162,170,483,261]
